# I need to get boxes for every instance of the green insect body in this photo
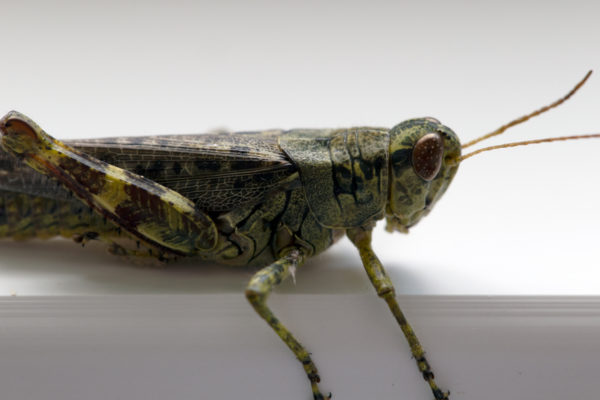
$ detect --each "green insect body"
[0,113,460,264]
[4,68,600,400]
[0,110,462,399]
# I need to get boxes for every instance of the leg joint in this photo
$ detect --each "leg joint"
[378,286,396,299]
[244,287,266,305]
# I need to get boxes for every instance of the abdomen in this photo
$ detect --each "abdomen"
[0,190,120,241]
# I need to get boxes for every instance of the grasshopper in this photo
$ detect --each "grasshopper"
[0,72,598,400]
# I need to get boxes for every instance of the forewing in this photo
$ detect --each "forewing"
[65,132,298,212]
[0,149,74,201]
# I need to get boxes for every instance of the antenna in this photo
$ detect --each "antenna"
[459,133,600,162]
[457,71,600,163]
[461,70,592,150]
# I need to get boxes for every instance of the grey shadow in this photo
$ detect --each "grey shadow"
[0,237,456,295]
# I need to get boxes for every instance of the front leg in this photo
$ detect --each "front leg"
[0,111,216,255]
[347,227,449,400]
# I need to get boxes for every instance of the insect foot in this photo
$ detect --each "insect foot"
[432,388,450,400]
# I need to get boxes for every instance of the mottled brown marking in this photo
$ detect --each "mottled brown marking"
[116,183,164,227]
[2,119,38,141]
[58,158,106,195]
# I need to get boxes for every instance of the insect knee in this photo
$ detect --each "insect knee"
[245,287,266,305]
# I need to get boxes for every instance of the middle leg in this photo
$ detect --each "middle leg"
[245,248,330,400]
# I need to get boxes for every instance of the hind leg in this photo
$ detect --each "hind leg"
[0,111,216,256]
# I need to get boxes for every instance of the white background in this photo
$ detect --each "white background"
[0,1,599,400]
[0,0,598,296]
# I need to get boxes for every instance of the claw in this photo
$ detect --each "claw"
[310,381,331,400]
[433,388,450,400]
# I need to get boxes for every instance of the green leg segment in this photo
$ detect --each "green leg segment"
[245,248,330,400]
[347,228,449,400]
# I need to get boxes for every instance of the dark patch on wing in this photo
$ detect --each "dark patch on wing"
[134,164,145,176]
[194,159,221,171]
[66,132,299,213]
[147,160,164,180]
[172,161,182,175]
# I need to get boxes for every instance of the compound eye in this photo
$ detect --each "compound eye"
[412,132,444,181]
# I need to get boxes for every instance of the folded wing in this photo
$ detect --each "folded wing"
[0,131,299,213]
